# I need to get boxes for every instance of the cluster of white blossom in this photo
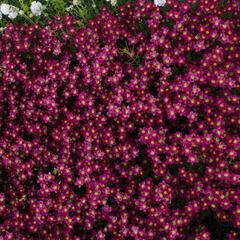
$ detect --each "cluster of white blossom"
[30,1,46,16]
[0,3,20,19]
[0,1,46,20]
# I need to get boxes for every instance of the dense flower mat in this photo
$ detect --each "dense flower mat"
[0,0,239,239]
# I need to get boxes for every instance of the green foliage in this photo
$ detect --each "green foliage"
[49,0,66,13]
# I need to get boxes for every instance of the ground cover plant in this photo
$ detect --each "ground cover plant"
[0,0,239,239]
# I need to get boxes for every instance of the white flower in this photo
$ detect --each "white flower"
[154,0,166,7]
[30,1,45,16]
[111,0,117,6]
[8,6,19,19]
[66,5,73,12]
[0,4,19,19]
[0,3,11,15]
[19,10,24,16]
[0,11,2,20]
[106,0,117,6]
[73,0,79,6]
